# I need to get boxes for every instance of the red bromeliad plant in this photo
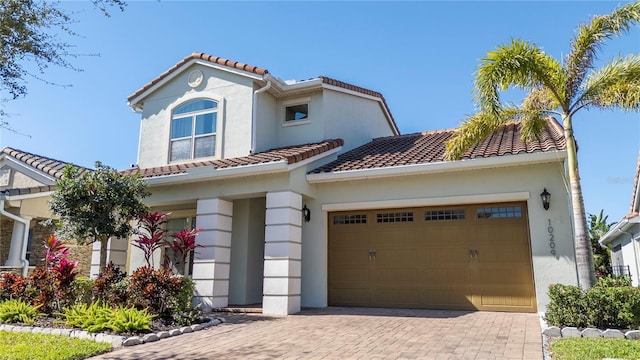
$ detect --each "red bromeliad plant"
[165,228,203,275]
[133,212,170,268]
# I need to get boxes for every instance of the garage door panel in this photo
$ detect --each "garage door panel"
[329,288,372,307]
[477,285,535,310]
[375,266,418,282]
[375,288,419,307]
[328,202,536,312]
[420,288,473,308]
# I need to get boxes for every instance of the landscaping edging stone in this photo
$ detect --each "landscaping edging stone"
[542,324,640,340]
[0,316,226,348]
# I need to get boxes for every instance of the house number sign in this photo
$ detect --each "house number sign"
[548,219,556,256]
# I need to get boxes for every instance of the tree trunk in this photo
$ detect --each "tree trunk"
[563,113,596,289]
[99,236,108,271]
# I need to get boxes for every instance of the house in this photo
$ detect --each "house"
[120,52,577,315]
[0,148,93,276]
[2,52,579,316]
[599,154,640,285]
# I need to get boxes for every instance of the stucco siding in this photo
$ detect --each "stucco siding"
[136,64,254,168]
[321,90,396,152]
[273,93,325,149]
[302,160,575,312]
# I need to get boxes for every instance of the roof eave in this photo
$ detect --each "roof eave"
[128,58,268,111]
[145,160,289,186]
[600,215,640,246]
[307,150,567,184]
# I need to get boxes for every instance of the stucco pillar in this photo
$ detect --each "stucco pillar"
[263,191,302,315]
[5,217,31,268]
[90,237,128,277]
[192,198,233,311]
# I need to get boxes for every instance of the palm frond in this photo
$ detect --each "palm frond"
[565,1,640,101]
[520,87,559,141]
[475,39,564,115]
[444,110,519,160]
[575,54,640,112]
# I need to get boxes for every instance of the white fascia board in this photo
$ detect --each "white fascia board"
[145,147,342,187]
[128,59,266,110]
[1,191,54,201]
[307,150,568,183]
[0,156,56,185]
[145,161,289,186]
[634,178,640,213]
[322,84,399,135]
[600,215,640,246]
[322,192,531,212]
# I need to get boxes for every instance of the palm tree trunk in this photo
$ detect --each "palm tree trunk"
[563,113,596,289]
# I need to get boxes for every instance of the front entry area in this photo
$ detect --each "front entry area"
[328,202,536,312]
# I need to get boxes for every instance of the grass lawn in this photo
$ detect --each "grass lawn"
[551,337,640,360]
[0,330,111,360]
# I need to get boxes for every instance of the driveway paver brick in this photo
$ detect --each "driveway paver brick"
[90,307,542,360]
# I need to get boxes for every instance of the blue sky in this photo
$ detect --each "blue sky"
[1,1,638,221]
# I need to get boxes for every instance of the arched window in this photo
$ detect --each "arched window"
[170,99,218,162]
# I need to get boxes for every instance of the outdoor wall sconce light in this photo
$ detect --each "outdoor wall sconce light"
[302,205,311,222]
[540,188,551,211]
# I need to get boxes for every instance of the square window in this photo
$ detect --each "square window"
[285,103,309,122]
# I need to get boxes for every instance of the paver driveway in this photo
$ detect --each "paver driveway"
[91,307,542,360]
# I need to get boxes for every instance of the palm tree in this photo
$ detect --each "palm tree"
[588,210,614,277]
[445,2,640,289]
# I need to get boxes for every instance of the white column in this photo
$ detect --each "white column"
[5,218,30,267]
[263,191,302,315]
[192,198,233,311]
[90,237,129,277]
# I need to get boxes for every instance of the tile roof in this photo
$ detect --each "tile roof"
[309,118,566,174]
[127,54,398,134]
[122,139,344,179]
[631,153,640,213]
[128,52,269,102]
[1,147,90,179]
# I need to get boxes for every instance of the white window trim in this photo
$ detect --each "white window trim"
[168,97,224,163]
[282,97,311,127]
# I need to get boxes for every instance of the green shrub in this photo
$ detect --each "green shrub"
[546,284,587,328]
[0,299,42,325]
[170,276,201,325]
[585,285,640,329]
[107,306,154,333]
[61,302,113,333]
[70,277,93,306]
[595,276,632,288]
[61,302,153,334]
[546,278,640,329]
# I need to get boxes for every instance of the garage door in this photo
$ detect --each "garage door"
[328,202,536,312]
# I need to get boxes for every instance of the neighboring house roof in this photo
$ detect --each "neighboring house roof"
[121,139,344,179]
[310,118,566,174]
[1,147,90,179]
[126,52,400,135]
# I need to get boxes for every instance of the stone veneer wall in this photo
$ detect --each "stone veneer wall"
[0,218,92,277]
[0,217,13,265]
